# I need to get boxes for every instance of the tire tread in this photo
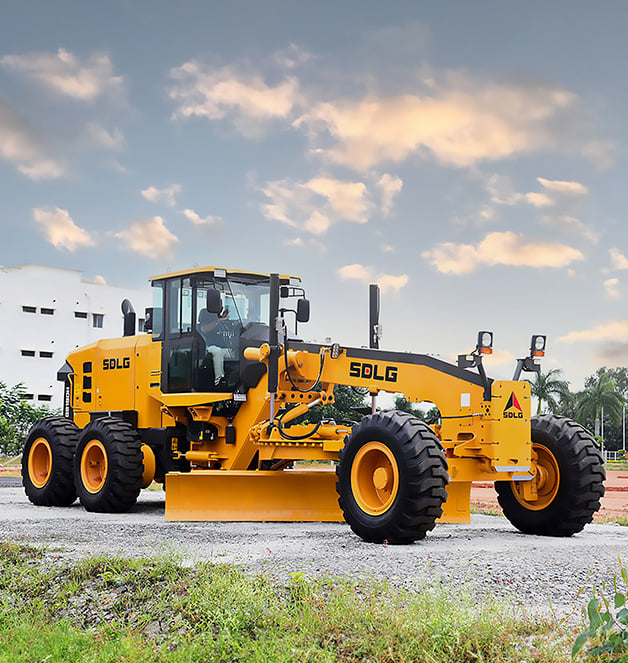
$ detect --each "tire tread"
[336,410,448,544]
[495,414,605,536]
[22,416,78,507]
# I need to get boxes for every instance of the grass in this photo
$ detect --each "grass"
[0,542,582,663]
[607,460,628,471]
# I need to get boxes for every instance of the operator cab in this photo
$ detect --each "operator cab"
[147,267,300,394]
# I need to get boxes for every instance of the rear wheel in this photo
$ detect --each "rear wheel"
[495,414,605,536]
[22,417,79,506]
[74,417,143,512]
[336,411,448,544]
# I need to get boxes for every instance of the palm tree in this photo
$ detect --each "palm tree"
[577,370,624,437]
[530,369,569,415]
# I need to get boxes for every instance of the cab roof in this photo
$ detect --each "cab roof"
[149,266,300,283]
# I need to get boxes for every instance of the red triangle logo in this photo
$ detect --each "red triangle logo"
[504,392,523,412]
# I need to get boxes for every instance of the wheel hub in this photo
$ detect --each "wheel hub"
[513,443,560,511]
[28,438,52,488]
[372,466,389,490]
[81,439,108,494]
[350,441,400,516]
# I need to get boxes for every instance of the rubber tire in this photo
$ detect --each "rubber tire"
[22,416,79,506]
[336,411,448,544]
[495,414,605,536]
[74,417,143,513]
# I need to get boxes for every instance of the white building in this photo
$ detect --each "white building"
[0,265,151,410]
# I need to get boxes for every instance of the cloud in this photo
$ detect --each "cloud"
[306,177,369,221]
[485,174,554,208]
[86,122,124,150]
[182,208,224,228]
[338,263,408,293]
[610,248,628,270]
[604,278,621,299]
[272,44,314,69]
[583,140,615,169]
[559,320,628,364]
[169,61,300,136]
[107,159,133,175]
[0,96,67,179]
[1,49,124,101]
[260,176,372,234]
[93,275,107,285]
[422,231,585,274]
[377,174,403,215]
[536,177,588,197]
[141,184,181,207]
[33,207,94,251]
[18,159,67,180]
[283,236,327,256]
[559,321,628,343]
[524,192,554,207]
[295,74,579,170]
[540,215,600,244]
[482,349,516,368]
[115,217,178,260]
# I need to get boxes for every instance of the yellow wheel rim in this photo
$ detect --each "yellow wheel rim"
[81,439,108,494]
[350,441,400,516]
[28,437,52,488]
[513,443,560,511]
[141,443,156,489]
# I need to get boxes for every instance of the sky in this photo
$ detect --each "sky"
[1,0,628,393]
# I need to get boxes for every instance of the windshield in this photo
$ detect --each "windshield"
[194,277,270,327]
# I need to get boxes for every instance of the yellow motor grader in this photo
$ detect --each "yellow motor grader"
[22,266,605,543]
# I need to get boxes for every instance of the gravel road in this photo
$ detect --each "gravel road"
[1,484,627,617]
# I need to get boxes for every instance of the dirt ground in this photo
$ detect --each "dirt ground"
[3,466,627,520]
[470,469,628,521]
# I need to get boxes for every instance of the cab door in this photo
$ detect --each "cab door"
[161,278,194,393]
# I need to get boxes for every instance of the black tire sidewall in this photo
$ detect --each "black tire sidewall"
[496,415,604,535]
[74,425,115,510]
[22,417,77,506]
[73,418,142,512]
[338,421,411,532]
[337,411,447,543]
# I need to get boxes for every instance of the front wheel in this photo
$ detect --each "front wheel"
[74,417,143,512]
[495,414,605,536]
[336,411,448,544]
[22,417,79,506]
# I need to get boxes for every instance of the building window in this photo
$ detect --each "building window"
[74,311,88,319]
[21,350,36,357]
[22,306,36,313]
[20,393,34,400]
[93,313,104,328]
[41,308,55,315]
[40,351,54,358]
[37,394,52,402]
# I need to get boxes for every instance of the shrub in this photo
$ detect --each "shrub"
[0,382,56,456]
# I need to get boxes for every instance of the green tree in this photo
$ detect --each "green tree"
[530,369,570,414]
[390,396,439,422]
[577,370,624,438]
[586,366,628,399]
[0,382,55,456]
[305,384,369,424]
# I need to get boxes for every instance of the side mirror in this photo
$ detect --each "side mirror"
[296,298,310,323]
[143,307,153,333]
[206,288,222,314]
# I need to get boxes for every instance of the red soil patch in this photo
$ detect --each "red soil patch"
[470,470,628,521]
